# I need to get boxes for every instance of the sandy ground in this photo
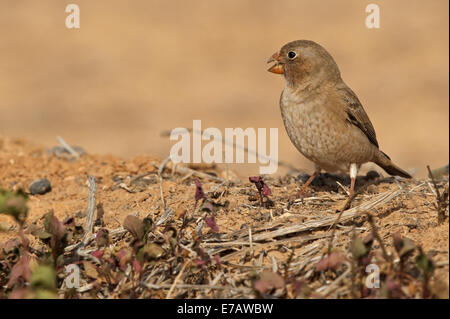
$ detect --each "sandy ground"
[0,136,448,298]
[0,1,448,178]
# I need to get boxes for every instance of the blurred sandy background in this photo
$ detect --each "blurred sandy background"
[0,1,448,177]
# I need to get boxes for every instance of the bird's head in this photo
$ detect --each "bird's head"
[267,40,341,88]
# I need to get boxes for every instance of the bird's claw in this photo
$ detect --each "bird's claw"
[287,189,309,209]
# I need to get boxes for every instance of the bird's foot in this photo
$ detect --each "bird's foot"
[287,189,310,209]
[335,190,357,213]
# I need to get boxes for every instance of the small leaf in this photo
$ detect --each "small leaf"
[254,271,285,294]
[362,233,374,250]
[249,176,264,194]
[91,250,104,259]
[2,239,21,255]
[262,184,272,196]
[416,246,435,276]
[393,232,415,259]
[249,176,262,184]
[95,228,109,247]
[204,216,219,232]
[43,211,65,241]
[0,189,29,225]
[194,180,206,202]
[201,200,214,213]
[315,252,346,271]
[392,232,403,253]
[7,254,31,288]
[398,238,415,258]
[132,259,142,274]
[292,279,312,299]
[136,243,164,263]
[213,255,221,265]
[62,217,75,227]
[123,215,144,241]
[117,248,133,271]
[30,264,56,291]
[32,229,52,240]
[195,258,207,270]
[83,261,99,279]
[351,237,368,260]
[385,280,407,299]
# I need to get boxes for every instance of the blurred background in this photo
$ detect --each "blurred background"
[0,1,448,177]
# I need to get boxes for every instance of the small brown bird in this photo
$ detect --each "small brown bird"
[267,40,411,197]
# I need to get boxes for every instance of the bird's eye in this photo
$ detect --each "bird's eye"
[288,51,297,59]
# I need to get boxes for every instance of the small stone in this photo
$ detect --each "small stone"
[113,176,123,183]
[310,175,325,187]
[206,171,218,177]
[239,188,247,195]
[366,170,380,180]
[29,178,52,195]
[296,174,311,184]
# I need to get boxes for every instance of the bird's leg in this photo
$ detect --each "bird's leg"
[336,163,359,212]
[288,169,320,207]
[349,163,358,197]
[298,170,320,197]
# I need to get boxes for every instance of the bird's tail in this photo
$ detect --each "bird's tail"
[373,150,412,178]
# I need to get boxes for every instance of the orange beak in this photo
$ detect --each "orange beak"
[267,51,284,74]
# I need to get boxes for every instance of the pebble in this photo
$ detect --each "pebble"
[366,170,380,180]
[29,178,52,195]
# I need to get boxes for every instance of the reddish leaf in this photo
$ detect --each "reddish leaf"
[8,287,27,299]
[83,261,99,279]
[292,279,312,298]
[194,258,208,270]
[249,176,262,184]
[91,250,104,259]
[204,216,219,232]
[249,176,271,206]
[194,180,206,202]
[2,239,21,255]
[393,232,403,253]
[315,252,346,271]
[254,271,285,294]
[201,201,214,213]
[62,217,75,227]
[44,211,65,241]
[386,280,407,299]
[262,184,272,196]
[132,259,142,274]
[195,259,207,266]
[393,232,415,259]
[7,254,31,288]
[95,228,109,247]
[213,255,222,265]
[117,249,132,271]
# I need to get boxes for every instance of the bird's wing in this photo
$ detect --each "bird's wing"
[338,85,379,148]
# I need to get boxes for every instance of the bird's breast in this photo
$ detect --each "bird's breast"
[279,88,373,171]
